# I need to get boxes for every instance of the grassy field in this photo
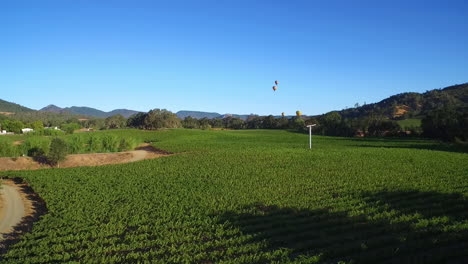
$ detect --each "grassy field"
[1,129,467,263]
[397,118,422,130]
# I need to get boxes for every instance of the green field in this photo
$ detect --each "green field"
[0,131,144,157]
[1,129,467,263]
[397,118,422,130]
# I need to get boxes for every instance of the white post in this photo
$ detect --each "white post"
[306,124,316,149]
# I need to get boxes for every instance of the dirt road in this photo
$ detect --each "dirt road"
[0,183,25,236]
[0,144,172,171]
[129,150,148,162]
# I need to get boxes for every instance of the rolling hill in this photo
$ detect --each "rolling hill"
[335,82,468,120]
[40,105,140,118]
[0,99,34,113]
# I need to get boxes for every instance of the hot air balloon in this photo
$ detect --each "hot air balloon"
[272,86,277,91]
[281,112,285,117]
[275,80,279,85]
[296,110,302,116]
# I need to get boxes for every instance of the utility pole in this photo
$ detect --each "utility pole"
[306,124,317,149]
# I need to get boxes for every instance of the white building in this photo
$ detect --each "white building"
[21,128,34,133]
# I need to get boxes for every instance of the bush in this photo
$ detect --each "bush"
[47,138,68,166]
[102,135,120,152]
[61,123,81,134]
[87,136,103,153]
[22,137,51,157]
[28,147,47,163]
[66,136,85,154]
[118,137,137,151]
[0,139,19,157]
[30,129,65,136]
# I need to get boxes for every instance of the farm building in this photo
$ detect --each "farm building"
[21,128,34,133]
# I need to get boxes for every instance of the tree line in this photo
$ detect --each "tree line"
[1,107,466,143]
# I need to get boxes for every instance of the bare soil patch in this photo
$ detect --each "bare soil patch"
[12,141,23,146]
[393,105,411,118]
[0,144,172,171]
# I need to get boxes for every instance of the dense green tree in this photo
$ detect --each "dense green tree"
[127,112,146,128]
[30,120,44,130]
[1,119,24,134]
[105,114,126,129]
[209,118,224,128]
[367,119,401,137]
[47,137,68,166]
[61,122,81,134]
[182,116,200,129]
[422,107,468,141]
[143,109,181,130]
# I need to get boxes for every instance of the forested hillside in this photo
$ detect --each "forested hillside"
[338,83,468,120]
[0,99,34,113]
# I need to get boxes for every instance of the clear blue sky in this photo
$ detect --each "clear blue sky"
[1,0,467,115]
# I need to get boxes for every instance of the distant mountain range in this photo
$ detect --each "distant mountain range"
[1,82,467,120]
[175,111,250,120]
[39,105,141,118]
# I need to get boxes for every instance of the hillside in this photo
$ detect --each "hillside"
[40,104,65,113]
[0,99,34,113]
[176,111,251,120]
[176,111,222,119]
[337,83,468,120]
[40,105,141,118]
[107,109,140,118]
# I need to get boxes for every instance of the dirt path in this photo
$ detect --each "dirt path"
[129,150,148,162]
[0,183,25,236]
[0,144,172,171]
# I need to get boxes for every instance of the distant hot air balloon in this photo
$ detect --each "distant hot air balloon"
[275,80,279,85]
[296,110,302,116]
[281,112,285,117]
[272,86,277,91]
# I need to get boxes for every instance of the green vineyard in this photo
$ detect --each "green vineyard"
[1,129,467,263]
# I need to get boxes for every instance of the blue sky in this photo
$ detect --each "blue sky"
[1,0,467,115]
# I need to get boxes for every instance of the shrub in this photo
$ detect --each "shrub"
[66,136,85,154]
[0,139,19,157]
[22,137,51,156]
[118,137,137,151]
[28,147,47,163]
[30,129,65,136]
[88,136,103,153]
[61,123,81,134]
[102,135,120,152]
[47,138,68,166]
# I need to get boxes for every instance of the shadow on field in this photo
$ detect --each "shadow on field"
[346,137,468,154]
[350,144,468,154]
[216,191,468,263]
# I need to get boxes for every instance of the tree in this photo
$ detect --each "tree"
[127,112,146,128]
[182,116,199,129]
[198,118,211,130]
[291,117,305,131]
[61,122,81,134]
[143,109,181,130]
[105,114,126,129]
[1,119,24,134]
[31,120,44,130]
[368,119,400,137]
[422,107,468,141]
[47,138,68,167]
